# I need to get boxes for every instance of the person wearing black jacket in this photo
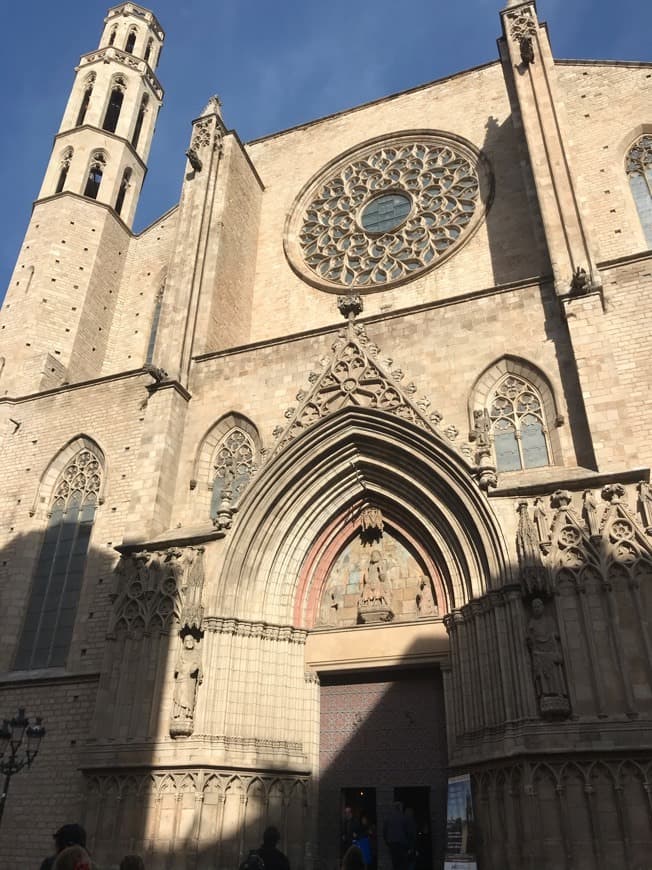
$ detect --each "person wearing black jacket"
[256,825,290,870]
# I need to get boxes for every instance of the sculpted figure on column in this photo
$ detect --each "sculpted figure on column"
[170,634,203,737]
[526,598,570,717]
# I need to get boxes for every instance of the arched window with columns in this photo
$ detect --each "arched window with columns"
[55,147,73,194]
[124,27,138,54]
[76,72,95,127]
[83,151,107,200]
[191,414,260,520]
[626,135,652,247]
[471,358,559,474]
[487,373,550,471]
[15,438,104,670]
[102,76,126,133]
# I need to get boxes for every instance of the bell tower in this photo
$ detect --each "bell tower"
[39,2,164,226]
[0,4,165,396]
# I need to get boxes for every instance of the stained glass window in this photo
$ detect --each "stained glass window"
[360,193,412,233]
[488,375,549,472]
[210,428,255,518]
[626,135,652,248]
[15,447,102,670]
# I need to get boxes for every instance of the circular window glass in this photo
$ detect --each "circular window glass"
[359,192,412,233]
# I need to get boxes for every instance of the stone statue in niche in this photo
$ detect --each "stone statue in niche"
[469,408,491,449]
[526,598,570,718]
[358,549,394,623]
[170,633,203,737]
[416,575,438,617]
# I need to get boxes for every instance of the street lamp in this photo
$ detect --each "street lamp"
[0,708,46,827]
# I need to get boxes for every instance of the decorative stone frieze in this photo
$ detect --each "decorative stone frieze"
[511,483,652,721]
[271,317,438,454]
[83,769,310,866]
[202,616,307,644]
[110,546,205,637]
[471,757,652,870]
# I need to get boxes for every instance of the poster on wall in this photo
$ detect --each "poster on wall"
[444,773,477,870]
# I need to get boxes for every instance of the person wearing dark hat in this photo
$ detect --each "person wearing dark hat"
[39,823,87,870]
[256,825,290,870]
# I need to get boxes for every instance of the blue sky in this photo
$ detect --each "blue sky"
[0,0,649,296]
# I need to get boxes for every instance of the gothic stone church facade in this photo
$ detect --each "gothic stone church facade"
[0,1,651,868]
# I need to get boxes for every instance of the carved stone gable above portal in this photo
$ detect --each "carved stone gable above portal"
[271,304,457,459]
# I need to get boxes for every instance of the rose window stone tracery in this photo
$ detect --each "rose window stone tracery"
[285,132,491,293]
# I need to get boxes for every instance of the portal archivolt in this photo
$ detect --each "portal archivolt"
[214,407,511,622]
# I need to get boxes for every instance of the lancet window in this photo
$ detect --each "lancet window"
[83,152,106,200]
[210,428,255,517]
[125,28,137,54]
[131,94,149,148]
[487,374,550,472]
[76,73,95,127]
[144,38,153,63]
[15,447,103,670]
[626,135,652,247]
[102,77,126,134]
[115,167,132,216]
[55,148,73,194]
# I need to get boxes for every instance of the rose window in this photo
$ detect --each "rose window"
[285,132,491,292]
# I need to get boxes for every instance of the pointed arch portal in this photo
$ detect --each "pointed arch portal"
[214,406,512,866]
[217,406,510,622]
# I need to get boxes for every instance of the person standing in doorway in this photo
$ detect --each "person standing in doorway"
[383,802,408,870]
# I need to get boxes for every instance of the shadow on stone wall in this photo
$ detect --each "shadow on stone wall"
[482,113,597,471]
[2,523,652,869]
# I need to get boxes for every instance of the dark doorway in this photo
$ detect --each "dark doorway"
[341,787,377,869]
[319,667,447,870]
[394,787,432,870]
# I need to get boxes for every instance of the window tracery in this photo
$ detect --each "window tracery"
[210,428,255,518]
[15,447,103,670]
[487,375,550,472]
[626,135,652,247]
[285,132,490,293]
